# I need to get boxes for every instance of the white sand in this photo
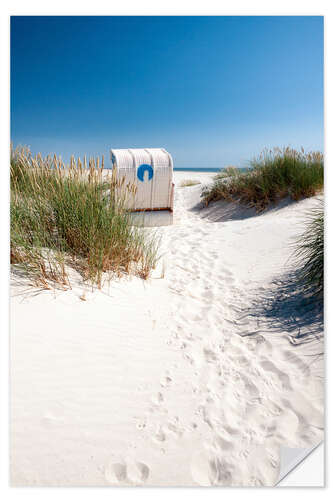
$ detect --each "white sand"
[10,172,324,486]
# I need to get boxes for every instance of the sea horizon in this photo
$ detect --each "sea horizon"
[173,167,221,172]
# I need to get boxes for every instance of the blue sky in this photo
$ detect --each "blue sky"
[11,16,323,168]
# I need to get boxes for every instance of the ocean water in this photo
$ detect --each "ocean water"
[174,167,221,172]
[174,167,250,173]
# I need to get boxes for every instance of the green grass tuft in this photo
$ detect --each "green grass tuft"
[293,201,324,298]
[10,146,159,289]
[202,147,323,212]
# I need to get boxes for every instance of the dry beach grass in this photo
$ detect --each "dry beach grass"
[179,179,201,187]
[202,147,323,212]
[10,146,159,288]
[293,200,324,298]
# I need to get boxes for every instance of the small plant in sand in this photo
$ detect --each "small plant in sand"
[293,200,324,299]
[10,146,159,289]
[179,179,201,187]
[213,166,243,180]
[202,147,323,212]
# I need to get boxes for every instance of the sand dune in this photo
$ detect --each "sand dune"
[10,172,324,486]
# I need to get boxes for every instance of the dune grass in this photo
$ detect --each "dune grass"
[180,179,201,187]
[202,147,324,212]
[10,146,159,289]
[293,201,324,299]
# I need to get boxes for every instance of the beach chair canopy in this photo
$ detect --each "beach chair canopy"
[110,148,174,211]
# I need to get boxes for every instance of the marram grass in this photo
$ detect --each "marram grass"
[293,200,324,299]
[202,147,324,212]
[10,146,159,289]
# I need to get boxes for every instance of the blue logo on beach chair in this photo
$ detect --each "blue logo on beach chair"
[137,164,154,182]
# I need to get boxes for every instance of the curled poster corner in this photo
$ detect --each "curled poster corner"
[275,441,323,485]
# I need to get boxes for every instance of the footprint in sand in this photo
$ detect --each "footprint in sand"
[260,359,292,391]
[246,335,272,354]
[183,352,196,365]
[274,407,299,438]
[203,347,219,363]
[223,424,239,437]
[239,373,260,398]
[190,451,218,486]
[160,374,172,388]
[154,426,166,442]
[105,462,127,483]
[104,460,150,485]
[153,419,184,443]
[214,435,234,451]
[167,421,184,437]
[281,350,311,378]
[152,392,164,405]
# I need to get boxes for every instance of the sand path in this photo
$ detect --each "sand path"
[10,173,324,486]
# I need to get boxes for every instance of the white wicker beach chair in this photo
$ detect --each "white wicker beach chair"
[110,148,174,212]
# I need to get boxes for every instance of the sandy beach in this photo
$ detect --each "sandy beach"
[10,171,324,486]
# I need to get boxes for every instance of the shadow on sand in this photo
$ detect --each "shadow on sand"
[254,271,323,345]
[190,197,298,223]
